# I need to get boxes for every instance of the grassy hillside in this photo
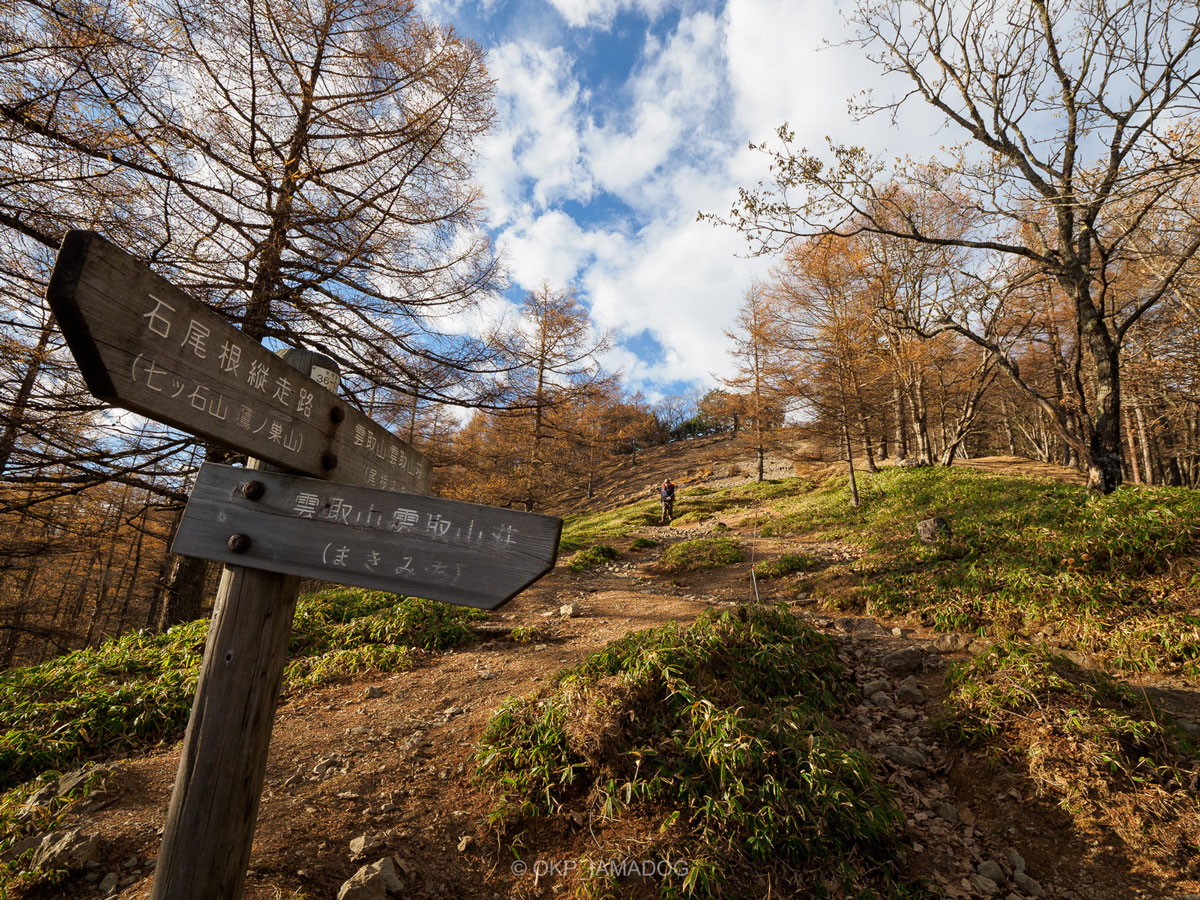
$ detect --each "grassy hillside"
[565,465,1200,675]
[0,589,485,793]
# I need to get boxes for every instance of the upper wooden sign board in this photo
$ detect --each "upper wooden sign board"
[46,230,431,493]
[172,463,562,610]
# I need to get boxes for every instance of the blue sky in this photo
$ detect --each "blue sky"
[417,0,945,401]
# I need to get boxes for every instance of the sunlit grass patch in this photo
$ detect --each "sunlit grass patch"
[566,545,619,572]
[659,537,743,573]
[560,503,661,552]
[0,589,484,792]
[753,554,818,580]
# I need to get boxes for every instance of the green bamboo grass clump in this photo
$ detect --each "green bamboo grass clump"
[566,545,619,572]
[658,537,743,573]
[0,589,484,791]
[475,605,918,898]
[940,642,1200,864]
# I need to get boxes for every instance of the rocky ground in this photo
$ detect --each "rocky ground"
[7,438,1198,900]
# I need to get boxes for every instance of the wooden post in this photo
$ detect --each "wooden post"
[151,349,339,900]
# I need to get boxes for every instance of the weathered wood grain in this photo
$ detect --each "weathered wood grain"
[173,463,562,610]
[150,565,301,900]
[46,230,430,493]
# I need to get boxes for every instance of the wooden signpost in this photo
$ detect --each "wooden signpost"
[43,231,562,900]
[173,463,561,610]
[47,230,430,493]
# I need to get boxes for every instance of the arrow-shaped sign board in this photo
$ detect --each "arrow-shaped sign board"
[173,463,562,610]
[46,230,431,493]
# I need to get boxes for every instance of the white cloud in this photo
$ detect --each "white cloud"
[585,11,726,202]
[502,209,629,291]
[462,0,958,398]
[481,42,593,224]
[545,0,674,30]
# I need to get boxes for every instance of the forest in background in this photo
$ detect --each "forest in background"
[4,0,1200,669]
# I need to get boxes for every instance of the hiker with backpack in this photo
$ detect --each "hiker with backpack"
[659,478,676,524]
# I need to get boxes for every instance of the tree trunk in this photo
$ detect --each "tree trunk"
[1133,400,1156,486]
[857,408,878,473]
[1001,400,1017,456]
[0,323,52,477]
[842,417,860,508]
[1123,407,1143,484]
[158,554,210,631]
[893,380,909,458]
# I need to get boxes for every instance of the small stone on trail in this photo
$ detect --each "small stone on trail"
[1008,849,1025,874]
[937,802,959,824]
[881,647,924,674]
[99,872,118,893]
[560,602,580,617]
[882,744,928,768]
[1013,871,1046,897]
[934,633,972,653]
[977,860,1005,884]
[896,676,926,706]
[891,627,903,636]
[917,516,951,543]
[364,686,385,699]
[349,834,383,861]
[861,679,889,697]
[337,857,403,900]
[968,873,1000,896]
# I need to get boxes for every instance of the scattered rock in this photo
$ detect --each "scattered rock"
[880,647,924,675]
[897,458,927,468]
[1,834,42,863]
[934,632,972,653]
[31,828,99,873]
[896,706,918,721]
[349,834,384,861]
[968,873,1001,895]
[896,676,926,706]
[17,765,121,824]
[937,803,960,824]
[1014,871,1046,897]
[917,516,951,543]
[559,602,580,617]
[1008,850,1026,874]
[977,860,1005,884]
[1176,718,1200,738]
[891,626,903,636]
[861,679,889,697]
[871,693,893,708]
[337,857,404,900]
[364,686,385,699]
[834,617,885,635]
[882,744,929,768]
[99,871,119,893]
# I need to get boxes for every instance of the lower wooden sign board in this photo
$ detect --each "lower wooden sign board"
[172,463,562,610]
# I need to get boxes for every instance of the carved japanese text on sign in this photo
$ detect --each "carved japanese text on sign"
[46,230,430,492]
[172,464,562,610]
